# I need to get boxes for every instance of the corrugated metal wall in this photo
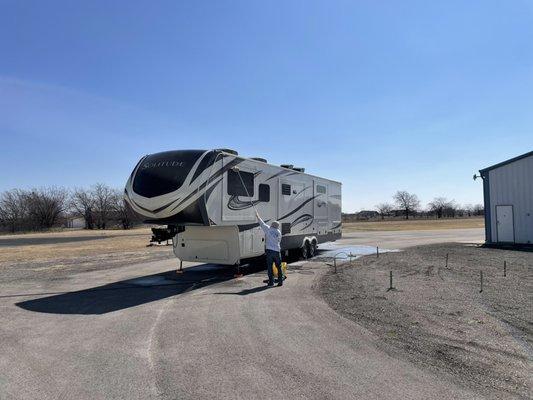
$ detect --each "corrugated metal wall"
[488,155,533,244]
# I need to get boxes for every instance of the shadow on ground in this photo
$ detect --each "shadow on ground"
[213,285,274,296]
[16,262,266,315]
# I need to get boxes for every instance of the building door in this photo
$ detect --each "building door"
[496,205,514,242]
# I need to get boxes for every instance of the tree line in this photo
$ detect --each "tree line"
[0,184,137,233]
[372,190,483,220]
[1,186,484,232]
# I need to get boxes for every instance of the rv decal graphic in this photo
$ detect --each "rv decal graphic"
[227,196,262,211]
[129,198,157,214]
[168,158,243,212]
[141,160,186,169]
[204,178,223,202]
[290,214,314,230]
[151,197,183,214]
[265,170,292,182]
[279,195,318,221]
[238,219,271,232]
[295,186,312,197]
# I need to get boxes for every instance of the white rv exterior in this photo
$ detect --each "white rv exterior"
[125,149,342,264]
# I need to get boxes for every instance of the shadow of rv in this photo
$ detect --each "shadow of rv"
[15,263,265,315]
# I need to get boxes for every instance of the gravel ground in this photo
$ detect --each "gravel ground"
[320,243,533,399]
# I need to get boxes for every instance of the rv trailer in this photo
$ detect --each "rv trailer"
[125,149,342,265]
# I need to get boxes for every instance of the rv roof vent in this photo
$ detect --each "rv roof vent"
[292,167,305,173]
[280,164,294,169]
[216,148,238,156]
[251,157,267,163]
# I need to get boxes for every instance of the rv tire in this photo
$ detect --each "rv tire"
[308,240,317,258]
[301,241,310,259]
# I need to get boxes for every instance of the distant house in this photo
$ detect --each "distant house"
[65,216,85,229]
[479,151,533,245]
[356,210,380,220]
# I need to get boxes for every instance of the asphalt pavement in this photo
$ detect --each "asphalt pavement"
[0,228,485,399]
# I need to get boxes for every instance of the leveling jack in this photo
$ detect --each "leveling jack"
[234,263,244,278]
[176,260,184,274]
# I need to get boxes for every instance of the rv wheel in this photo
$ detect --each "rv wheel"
[308,241,317,258]
[301,242,309,259]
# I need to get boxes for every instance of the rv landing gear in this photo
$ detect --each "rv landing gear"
[234,263,244,278]
[176,260,184,274]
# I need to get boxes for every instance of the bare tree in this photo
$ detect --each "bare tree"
[428,197,457,219]
[111,189,135,229]
[70,188,95,229]
[463,203,474,217]
[473,204,484,216]
[25,187,69,229]
[92,183,114,229]
[0,189,28,232]
[375,203,393,220]
[393,191,420,220]
[443,200,458,218]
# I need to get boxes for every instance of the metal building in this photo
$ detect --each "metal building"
[479,150,533,245]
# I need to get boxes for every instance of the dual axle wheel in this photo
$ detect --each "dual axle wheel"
[300,240,317,260]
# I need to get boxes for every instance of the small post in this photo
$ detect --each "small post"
[479,270,483,293]
[503,261,507,277]
[334,257,337,274]
[387,270,394,291]
[377,246,379,258]
[445,253,449,268]
[177,259,184,274]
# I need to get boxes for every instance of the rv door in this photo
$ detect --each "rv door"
[314,181,328,233]
[278,179,306,233]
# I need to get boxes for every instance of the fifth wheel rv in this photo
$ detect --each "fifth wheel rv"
[124,149,342,265]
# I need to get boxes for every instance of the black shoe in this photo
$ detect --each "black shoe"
[267,282,274,287]
[277,281,283,287]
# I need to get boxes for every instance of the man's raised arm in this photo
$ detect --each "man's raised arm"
[255,211,269,233]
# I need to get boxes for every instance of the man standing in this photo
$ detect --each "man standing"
[255,211,283,287]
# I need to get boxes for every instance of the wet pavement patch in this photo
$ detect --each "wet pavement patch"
[315,243,399,260]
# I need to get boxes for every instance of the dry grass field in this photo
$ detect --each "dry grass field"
[343,217,484,232]
[0,228,174,283]
[0,218,485,266]
[0,228,157,265]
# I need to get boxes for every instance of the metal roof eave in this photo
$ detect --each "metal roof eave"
[479,150,533,175]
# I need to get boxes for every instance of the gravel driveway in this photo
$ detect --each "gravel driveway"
[320,243,533,399]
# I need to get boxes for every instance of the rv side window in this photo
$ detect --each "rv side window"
[316,185,327,194]
[227,170,255,197]
[258,184,270,202]
[281,184,291,196]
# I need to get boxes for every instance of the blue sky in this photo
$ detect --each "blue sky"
[1,1,532,212]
